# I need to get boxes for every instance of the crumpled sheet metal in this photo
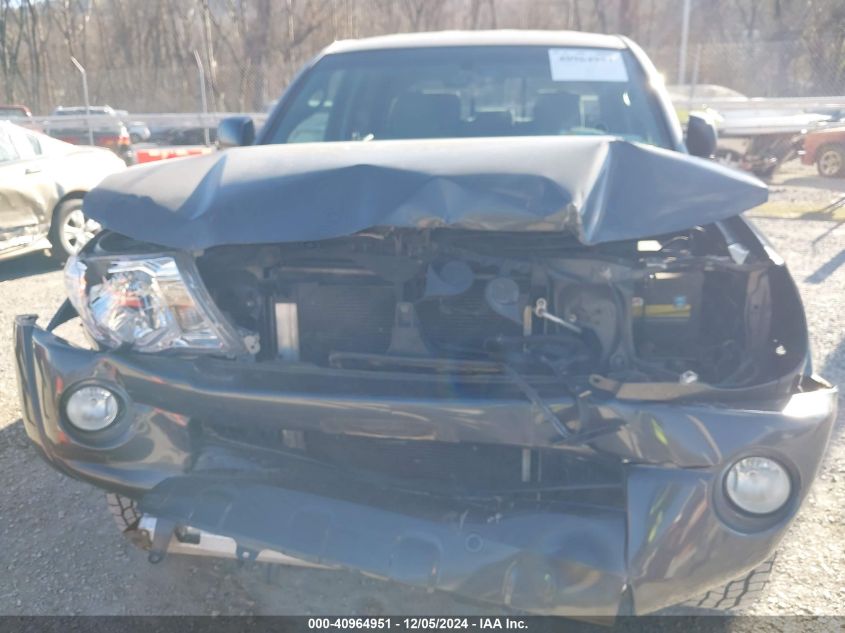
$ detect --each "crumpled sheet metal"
[84,136,768,250]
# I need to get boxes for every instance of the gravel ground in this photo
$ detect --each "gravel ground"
[0,166,842,617]
[760,161,845,218]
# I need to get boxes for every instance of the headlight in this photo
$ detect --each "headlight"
[724,456,791,515]
[65,253,249,355]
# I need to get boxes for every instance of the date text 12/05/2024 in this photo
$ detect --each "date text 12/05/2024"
[307,618,529,629]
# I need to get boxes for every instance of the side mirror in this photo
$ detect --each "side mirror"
[686,113,718,158]
[217,116,255,149]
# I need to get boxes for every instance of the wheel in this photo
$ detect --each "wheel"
[668,555,776,614]
[816,144,845,178]
[106,493,155,550]
[106,492,142,533]
[48,198,101,262]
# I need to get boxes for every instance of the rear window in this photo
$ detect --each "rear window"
[0,107,28,118]
[266,46,669,148]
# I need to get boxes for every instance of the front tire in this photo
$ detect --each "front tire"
[48,198,100,263]
[668,555,776,614]
[106,493,142,533]
[816,144,845,178]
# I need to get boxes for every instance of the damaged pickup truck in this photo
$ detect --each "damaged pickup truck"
[14,31,836,616]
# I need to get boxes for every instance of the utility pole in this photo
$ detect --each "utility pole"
[70,56,94,146]
[200,0,218,112]
[193,50,210,146]
[678,0,692,85]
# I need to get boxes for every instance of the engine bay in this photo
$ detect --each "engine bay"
[194,225,802,390]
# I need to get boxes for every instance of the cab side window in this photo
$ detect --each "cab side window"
[8,128,41,160]
[22,132,42,158]
[0,128,20,163]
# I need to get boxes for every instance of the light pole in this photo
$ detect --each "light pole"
[70,56,94,146]
[193,50,211,146]
[678,0,692,85]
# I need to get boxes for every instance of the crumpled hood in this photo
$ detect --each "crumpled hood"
[84,136,767,249]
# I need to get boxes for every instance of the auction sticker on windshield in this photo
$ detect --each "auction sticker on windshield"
[548,48,629,82]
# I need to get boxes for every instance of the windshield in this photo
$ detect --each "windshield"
[265,46,670,148]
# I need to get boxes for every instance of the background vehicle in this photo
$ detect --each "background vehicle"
[800,125,845,177]
[47,105,137,165]
[667,83,749,103]
[0,104,34,120]
[0,121,125,262]
[112,109,152,143]
[668,84,831,178]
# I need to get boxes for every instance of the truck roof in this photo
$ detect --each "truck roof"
[325,30,627,55]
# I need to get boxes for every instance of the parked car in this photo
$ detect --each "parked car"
[48,105,136,165]
[667,83,749,103]
[111,109,152,144]
[799,125,845,177]
[668,85,831,178]
[710,115,827,179]
[0,121,125,263]
[15,31,835,616]
[0,104,34,120]
[0,104,41,132]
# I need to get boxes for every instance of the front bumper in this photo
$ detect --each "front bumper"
[14,314,837,615]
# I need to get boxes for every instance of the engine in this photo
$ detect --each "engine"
[196,226,790,388]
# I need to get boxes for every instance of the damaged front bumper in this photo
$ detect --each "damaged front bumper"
[14,314,836,615]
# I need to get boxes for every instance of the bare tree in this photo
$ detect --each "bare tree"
[0,0,837,114]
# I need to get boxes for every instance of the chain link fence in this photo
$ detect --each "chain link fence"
[38,40,841,119]
[37,63,283,115]
[1,0,843,116]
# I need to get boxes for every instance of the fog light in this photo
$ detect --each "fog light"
[724,456,791,515]
[65,385,120,431]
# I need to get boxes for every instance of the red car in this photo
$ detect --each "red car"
[800,125,845,177]
[48,105,136,165]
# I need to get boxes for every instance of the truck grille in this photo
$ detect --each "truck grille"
[203,419,624,505]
